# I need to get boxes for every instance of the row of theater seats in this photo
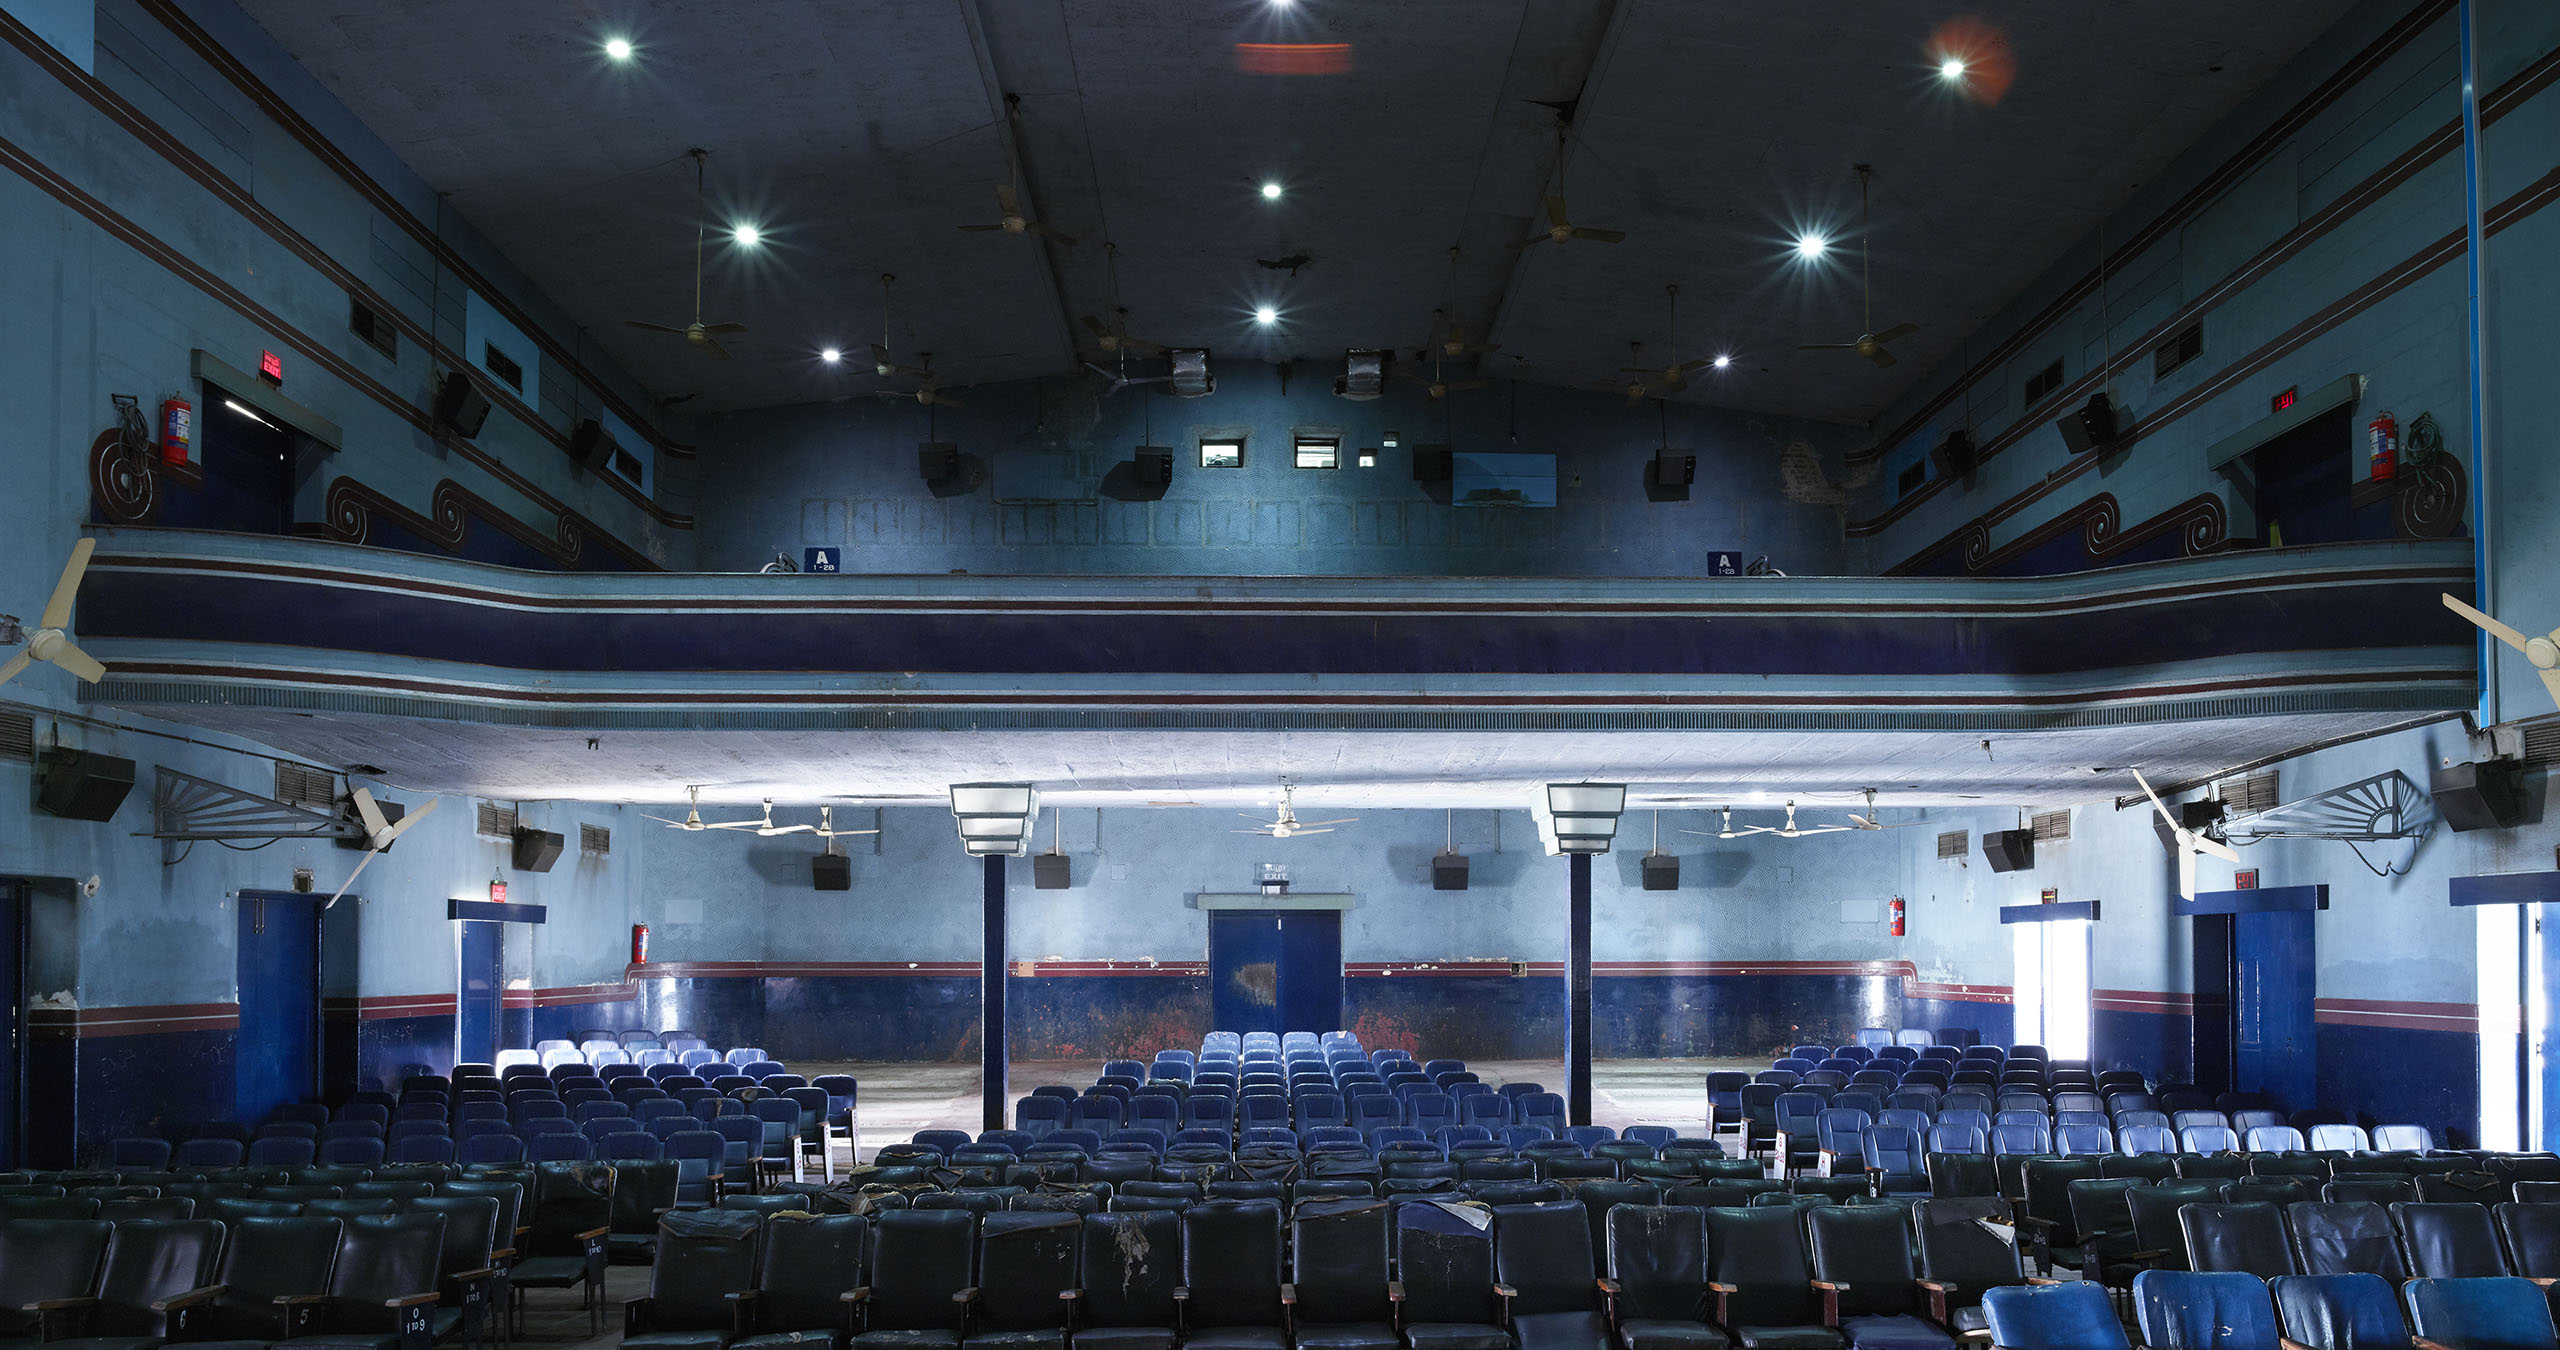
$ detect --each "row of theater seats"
[1991,1271,2559,1350]
[1770,1104,2435,1182]
[495,1037,765,1072]
[892,1120,1728,1174]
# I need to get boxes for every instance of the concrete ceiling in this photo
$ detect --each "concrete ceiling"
[235,0,2359,420]
[177,708,2439,813]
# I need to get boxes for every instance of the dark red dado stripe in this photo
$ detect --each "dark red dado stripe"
[1347,960,1921,979]
[355,994,457,1022]
[27,1002,241,1038]
[2093,989,2199,1015]
[2314,997,2480,1033]
[1903,980,2014,1005]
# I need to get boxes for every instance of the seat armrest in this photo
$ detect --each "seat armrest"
[1596,1278,1621,1295]
[577,1226,612,1241]
[1279,1284,1296,1305]
[1916,1279,1953,1327]
[1386,1282,1405,1302]
[24,1300,98,1312]
[954,1287,981,1305]
[842,1288,872,1303]
[1493,1284,1519,1299]
[2024,1277,2066,1287]
[150,1285,227,1314]
[1810,1280,1847,1327]
[2280,1339,2318,1350]
[385,1292,444,1309]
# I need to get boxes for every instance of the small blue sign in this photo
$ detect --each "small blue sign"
[803,547,841,574]
[1707,551,1743,576]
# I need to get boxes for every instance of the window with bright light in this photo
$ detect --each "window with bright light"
[1200,438,1243,469]
[2013,917,2091,1061]
[1294,437,1339,470]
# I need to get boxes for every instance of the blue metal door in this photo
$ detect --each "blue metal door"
[2232,910,2316,1113]
[236,892,319,1123]
[0,881,21,1165]
[1210,910,1342,1034]
[457,921,502,1067]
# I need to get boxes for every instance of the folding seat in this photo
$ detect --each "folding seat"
[2130,1270,2282,1350]
[1072,1094,1127,1135]
[2265,1273,2414,1350]
[1980,1281,2130,1350]
[1451,1093,1510,1135]
[1990,1120,2050,1158]
[2056,1122,2114,1157]
[1812,1109,1871,1177]
[2179,1201,2298,1278]
[394,1134,459,1164]
[103,1137,172,1170]
[2373,1125,2433,1153]
[1105,1059,1148,1081]
[1512,1092,1564,1140]
[1925,1122,1983,1157]
[2049,1091,2104,1116]
[319,1136,389,1166]
[1790,1044,1831,1063]
[507,1160,614,1333]
[249,1135,320,1167]
[1996,1092,2048,1116]
[1883,1089,1939,1116]
[2496,1201,2560,1282]
[1757,1070,1806,1090]
[2396,1200,2510,1277]
[1187,1091,1240,1134]
[1860,1124,1930,1196]
[1294,1091,1346,1134]
[2106,1091,2159,1118]
[1739,1085,1786,1162]
[2415,1172,2509,1205]
[1484,1199,1613,1350]
[677,1048,720,1071]
[1391,1196,1509,1350]
[1924,1148,1998,1198]
[1769,1093,1827,1177]
[2283,1199,2407,1279]
[1802,1071,1851,1093]
[1832,1090,1884,1119]
[1800,1203,1949,1347]
[2182,1125,2243,1155]
[1127,1094,1180,1140]
[1014,1094,1067,1140]
[2402,1276,2558,1349]
[838,1208,973,1349]
[1831,1045,1875,1067]
[1702,1203,1845,1348]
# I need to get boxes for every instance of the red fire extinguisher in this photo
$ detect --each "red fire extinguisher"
[1888,896,1906,938]
[631,924,650,966]
[160,396,192,467]
[2368,410,2398,482]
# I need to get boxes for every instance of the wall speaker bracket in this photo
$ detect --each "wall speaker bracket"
[145,766,363,865]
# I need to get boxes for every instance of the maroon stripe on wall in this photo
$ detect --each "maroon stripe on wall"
[2093,989,2198,1015]
[2314,997,2480,1032]
[27,1002,242,1038]
[1905,980,2014,1005]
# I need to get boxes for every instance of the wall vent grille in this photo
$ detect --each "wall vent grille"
[1936,830,1968,859]
[2520,718,2560,766]
[2023,359,2065,405]
[476,802,518,838]
[274,762,338,809]
[2030,809,2072,841]
[349,297,397,358]
[580,823,611,855]
[2220,770,2281,814]
[2152,322,2203,378]
[0,711,32,763]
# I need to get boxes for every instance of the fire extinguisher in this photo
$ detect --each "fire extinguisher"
[2368,410,2398,482]
[160,396,192,467]
[1888,896,1906,938]
[631,923,650,966]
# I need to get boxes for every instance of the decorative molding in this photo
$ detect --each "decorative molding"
[320,476,656,572]
[2312,997,2478,1033]
[1897,491,2229,578]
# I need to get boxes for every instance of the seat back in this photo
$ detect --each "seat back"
[2396,1200,2511,1278]
[644,1209,763,1331]
[1806,1202,1923,1319]
[1982,1281,2134,1350]
[868,1210,975,1332]
[1705,1203,1821,1328]
[973,1211,1078,1333]
[2268,1273,2413,1350]
[2131,1270,2281,1350]
[2402,1277,2558,1349]
[1602,1204,1707,1323]
[1394,1198,1500,1326]
[324,1213,447,1333]
[1290,1199,1391,1326]
[1181,1200,1284,1329]
[2180,1202,2298,1278]
[1490,1199,1595,1316]
[2287,1201,2407,1280]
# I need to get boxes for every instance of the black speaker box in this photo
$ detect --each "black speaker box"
[1412,445,1453,483]
[1431,851,1469,891]
[1034,853,1071,890]
[812,853,852,891]
[569,418,617,472]
[435,371,491,438]
[1931,428,1976,478]
[919,443,962,484]
[1642,854,1680,891]
[1982,828,2035,873]
[510,827,564,873]
[1132,449,1173,486]
[2434,759,2524,832]
[2151,799,2225,852]
[37,749,134,822]
[1644,452,1696,502]
[336,798,405,850]
[2058,394,2121,455]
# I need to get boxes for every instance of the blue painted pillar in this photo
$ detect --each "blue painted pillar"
[1567,852,1593,1126]
[982,854,1008,1133]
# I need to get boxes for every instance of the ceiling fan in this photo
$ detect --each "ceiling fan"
[959,95,1076,246]
[1610,343,1657,406]
[1757,801,1853,840]
[2133,768,2239,901]
[0,538,105,689]
[874,352,965,409]
[2444,593,2560,710]
[1622,285,1715,396]
[735,799,815,837]
[1082,309,1167,361]
[327,787,440,908]
[1680,806,1767,841]
[1514,119,1625,249]
[1799,165,1916,369]
[1234,783,1357,839]
[812,805,880,839]
[624,149,748,360]
[645,785,766,832]
[1398,350,1485,402]
[1847,788,1921,831]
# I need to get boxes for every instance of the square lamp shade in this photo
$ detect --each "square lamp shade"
[951,782,1038,858]
[1538,782,1626,856]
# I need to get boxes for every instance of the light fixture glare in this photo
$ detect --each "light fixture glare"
[1795,234,1827,259]
[731,223,761,246]
[1254,306,1279,325]
[603,36,634,60]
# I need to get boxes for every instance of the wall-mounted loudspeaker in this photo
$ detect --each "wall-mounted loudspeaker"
[1930,428,1976,478]
[1412,445,1453,483]
[812,854,852,891]
[1644,450,1696,502]
[1431,851,1469,891]
[1034,853,1071,890]
[510,827,564,873]
[2150,799,2225,853]
[2433,759,2524,832]
[569,418,618,472]
[2057,394,2122,455]
[434,372,492,439]
[1132,449,1173,486]
[919,443,962,485]
[1981,828,2035,873]
[1641,854,1680,890]
[37,749,135,822]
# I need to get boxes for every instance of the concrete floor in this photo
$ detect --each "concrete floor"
[812,1056,1762,1160]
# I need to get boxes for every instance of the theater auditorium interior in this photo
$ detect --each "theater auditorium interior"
[10,0,2560,1345]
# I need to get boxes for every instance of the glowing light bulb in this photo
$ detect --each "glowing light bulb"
[820,348,842,363]
[1254,306,1278,325]
[1795,234,1827,259]
[604,36,634,61]
[1712,354,1732,369]
[1260,182,1283,200]
[1939,56,1967,80]
[731,223,761,246]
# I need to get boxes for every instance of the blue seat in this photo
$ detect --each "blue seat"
[1863,1125,1929,1194]
[1407,1093,1457,1135]
[1520,1093,1566,1139]
[2270,1274,2412,1350]
[1815,1109,1872,1173]
[1983,1282,2132,1350]
[2403,1277,2556,1350]
[1501,1125,1555,1153]
[2056,1122,2114,1156]
[1563,1125,1614,1153]
[1855,1028,1894,1049]
[2119,1124,2176,1155]
[2134,1270,2282,1350]
[1991,1121,2051,1156]
[1927,1123,1985,1155]
[1896,1029,1934,1047]
[392,1133,457,1163]
[1457,1093,1510,1132]
[1016,1095,1067,1138]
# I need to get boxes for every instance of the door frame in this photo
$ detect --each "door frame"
[235,889,324,1118]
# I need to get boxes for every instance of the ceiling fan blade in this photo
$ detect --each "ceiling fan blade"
[1297,818,1360,827]
[826,828,883,837]
[2542,667,2560,709]
[1081,315,1112,337]
[1799,344,1858,352]
[2443,594,2535,655]
[1864,347,1898,369]
[1511,234,1550,250]
[1570,227,1626,243]
[2177,846,2197,902]
[1796,826,1853,835]
[40,539,95,630]
[1545,196,1570,228]
[1446,381,1487,394]
[376,795,439,845]
[2130,769,2179,834]
[702,820,765,831]
[1871,323,1919,343]
[0,652,29,688]
[1676,829,1720,838]
[926,392,965,408]
[1674,358,1716,375]
[45,641,104,684]
[700,323,748,335]
[641,815,690,826]
[996,183,1021,217]
[349,787,391,840]
[2196,836,2241,864]
[696,337,732,361]
[759,825,816,836]
[626,321,691,334]
[1289,828,1336,836]
[326,847,378,909]
[1029,222,1078,247]
[958,223,1005,232]
[1230,829,1277,836]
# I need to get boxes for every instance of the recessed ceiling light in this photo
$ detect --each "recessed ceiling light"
[820,348,842,363]
[1254,305,1278,325]
[1260,182,1284,200]
[731,223,761,246]
[603,36,634,61]
[1795,234,1827,259]
[1938,56,1966,80]
[1712,354,1732,369]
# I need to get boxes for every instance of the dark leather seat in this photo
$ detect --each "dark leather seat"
[1289,1200,1398,1350]
[1490,1200,1613,1350]
[1704,1206,1846,1349]
[1805,1204,1955,1349]
[2393,1201,2510,1278]
[2178,1202,2297,1279]
[1394,1201,1510,1350]
[962,1212,1077,1350]
[2286,1201,2407,1280]
[622,1209,763,1350]
[734,1212,866,1350]
[851,1210,974,1350]
[1600,1205,1728,1350]
[1072,1211,1178,1350]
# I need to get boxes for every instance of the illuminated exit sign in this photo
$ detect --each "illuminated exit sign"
[2270,386,2296,413]
[258,350,284,386]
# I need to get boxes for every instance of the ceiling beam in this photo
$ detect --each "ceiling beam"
[956,0,1082,375]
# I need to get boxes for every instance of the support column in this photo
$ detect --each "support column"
[1567,851,1594,1126]
[982,853,1008,1133]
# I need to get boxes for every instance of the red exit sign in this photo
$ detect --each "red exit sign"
[2270,386,2296,413]
[258,350,284,386]
[488,880,508,904]
[2235,870,2258,890]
